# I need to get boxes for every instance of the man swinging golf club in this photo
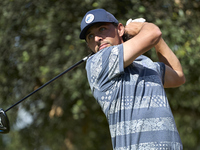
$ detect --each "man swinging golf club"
[0,7,185,150]
[80,8,185,149]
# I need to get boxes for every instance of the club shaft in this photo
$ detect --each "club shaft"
[5,54,92,112]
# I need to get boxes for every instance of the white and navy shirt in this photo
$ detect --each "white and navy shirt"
[86,44,183,150]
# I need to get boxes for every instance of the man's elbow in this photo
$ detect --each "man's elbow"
[175,75,186,87]
[174,73,186,87]
[164,72,186,88]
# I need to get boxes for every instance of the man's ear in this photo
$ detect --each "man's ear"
[117,23,125,37]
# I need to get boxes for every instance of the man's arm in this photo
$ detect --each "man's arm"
[124,19,185,87]
[123,22,162,68]
[155,38,186,88]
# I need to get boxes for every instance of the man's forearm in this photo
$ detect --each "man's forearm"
[155,38,186,87]
[155,38,181,70]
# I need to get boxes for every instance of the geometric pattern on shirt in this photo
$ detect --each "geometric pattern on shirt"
[90,52,102,90]
[115,141,182,150]
[98,94,169,115]
[108,46,120,79]
[109,117,178,138]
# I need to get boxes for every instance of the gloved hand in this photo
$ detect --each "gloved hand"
[126,18,146,25]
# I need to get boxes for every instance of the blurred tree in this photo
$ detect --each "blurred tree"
[0,0,200,150]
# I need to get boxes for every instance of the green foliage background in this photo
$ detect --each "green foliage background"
[0,0,200,149]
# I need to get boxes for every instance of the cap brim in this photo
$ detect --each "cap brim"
[79,21,117,39]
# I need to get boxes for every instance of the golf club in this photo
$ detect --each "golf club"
[0,53,93,134]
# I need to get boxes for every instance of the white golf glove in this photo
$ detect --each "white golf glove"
[126,18,146,25]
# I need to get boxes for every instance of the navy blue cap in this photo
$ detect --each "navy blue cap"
[79,9,119,39]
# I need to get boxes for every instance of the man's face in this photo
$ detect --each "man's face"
[85,23,123,53]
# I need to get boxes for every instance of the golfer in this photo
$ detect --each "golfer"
[80,9,185,150]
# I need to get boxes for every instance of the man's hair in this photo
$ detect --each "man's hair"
[112,23,134,42]
[122,32,134,42]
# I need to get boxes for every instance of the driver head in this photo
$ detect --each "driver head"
[0,108,10,134]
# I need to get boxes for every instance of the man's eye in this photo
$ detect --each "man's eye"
[100,27,106,32]
[88,34,94,40]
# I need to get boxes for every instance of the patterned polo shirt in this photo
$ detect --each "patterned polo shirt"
[86,44,183,150]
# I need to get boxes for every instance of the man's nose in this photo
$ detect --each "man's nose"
[94,34,103,42]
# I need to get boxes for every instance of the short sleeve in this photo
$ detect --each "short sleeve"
[86,44,124,92]
[154,62,165,85]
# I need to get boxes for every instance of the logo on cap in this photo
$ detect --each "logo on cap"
[85,14,94,24]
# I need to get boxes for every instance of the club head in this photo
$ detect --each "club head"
[0,108,10,134]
